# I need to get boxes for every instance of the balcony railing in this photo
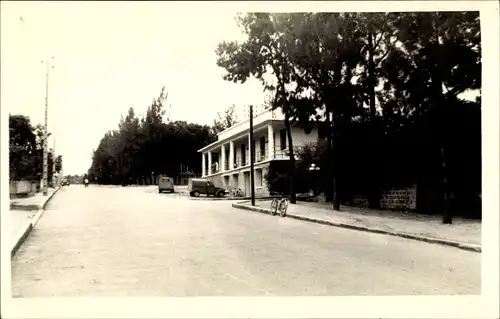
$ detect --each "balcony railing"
[233,157,243,169]
[274,147,289,159]
[204,147,299,175]
[204,164,220,176]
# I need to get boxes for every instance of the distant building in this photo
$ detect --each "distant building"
[197,108,319,197]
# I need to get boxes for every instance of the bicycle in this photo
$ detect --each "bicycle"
[231,188,243,198]
[270,193,289,217]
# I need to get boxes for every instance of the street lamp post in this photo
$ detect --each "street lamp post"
[41,57,54,196]
[52,124,57,187]
[308,163,321,196]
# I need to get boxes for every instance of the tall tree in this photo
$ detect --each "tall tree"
[9,114,37,181]
[212,104,239,134]
[55,155,63,173]
[287,12,365,210]
[140,86,168,183]
[354,12,400,209]
[216,13,303,204]
[382,12,481,223]
[87,90,216,186]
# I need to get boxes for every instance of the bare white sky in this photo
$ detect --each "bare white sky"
[1,2,268,175]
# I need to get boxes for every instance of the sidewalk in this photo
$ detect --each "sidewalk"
[9,187,59,258]
[10,188,57,210]
[233,199,481,252]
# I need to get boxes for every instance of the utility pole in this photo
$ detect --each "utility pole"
[52,124,56,187]
[249,105,255,206]
[42,57,54,196]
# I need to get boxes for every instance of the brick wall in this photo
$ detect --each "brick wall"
[380,186,417,210]
[352,195,369,206]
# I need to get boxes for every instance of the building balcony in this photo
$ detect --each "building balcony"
[217,108,284,142]
[203,146,297,177]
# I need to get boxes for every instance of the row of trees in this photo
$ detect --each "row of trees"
[9,114,63,184]
[86,87,239,185]
[64,174,83,184]
[216,12,481,220]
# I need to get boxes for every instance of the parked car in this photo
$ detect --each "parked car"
[158,176,175,193]
[188,178,227,197]
[61,180,70,186]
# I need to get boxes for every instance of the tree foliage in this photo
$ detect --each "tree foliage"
[212,104,239,134]
[216,12,481,219]
[87,86,217,185]
[9,114,63,184]
[216,13,308,203]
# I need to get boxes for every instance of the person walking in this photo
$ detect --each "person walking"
[84,178,89,188]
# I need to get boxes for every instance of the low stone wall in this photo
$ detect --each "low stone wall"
[352,195,369,206]
[380,186,417,211]
[317,186,417,211]
[9,181,34,195]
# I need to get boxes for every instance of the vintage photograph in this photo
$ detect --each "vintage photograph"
[2,1,497,318]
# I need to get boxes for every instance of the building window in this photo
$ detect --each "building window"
[280,129,287,150]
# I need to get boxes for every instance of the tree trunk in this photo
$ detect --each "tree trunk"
[432,14,452,224]
[326,110,340,211]
[367,33,377,119]
[367,33,381,209]
[331,115,341,211]
[284,113,297,204]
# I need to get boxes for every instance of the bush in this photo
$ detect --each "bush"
[264,161,311,195]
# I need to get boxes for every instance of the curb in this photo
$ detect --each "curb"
[10,187,61,259]
[187,196,276,201]
[10,223,33,259]
[188,196,251,201]
[232,203,482,253]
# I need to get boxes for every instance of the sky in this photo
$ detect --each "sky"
[1,2,269,175]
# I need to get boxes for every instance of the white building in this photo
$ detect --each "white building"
[198,108,319,197]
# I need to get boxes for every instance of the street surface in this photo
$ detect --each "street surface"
[11,185,481,297]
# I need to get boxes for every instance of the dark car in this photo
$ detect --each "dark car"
[188,178,227,197]
[158,176,175,193]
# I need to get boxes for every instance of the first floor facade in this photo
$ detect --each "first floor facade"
[198,108,320,197]
[203,160,274,197]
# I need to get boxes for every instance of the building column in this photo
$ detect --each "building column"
[229,141,234,170]
[208,151,212,175]
[221,144,226,172]
[267,124,274,160]
[202,152,206,177]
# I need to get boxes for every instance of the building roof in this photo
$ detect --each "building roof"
[197,107,325,153]
[197,118,279,153]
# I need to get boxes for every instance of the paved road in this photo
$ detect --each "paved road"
[11,185,481,297]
